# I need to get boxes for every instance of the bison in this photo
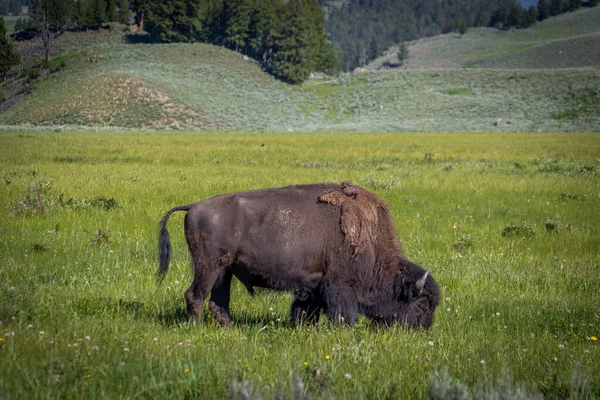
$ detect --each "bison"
[158,182,439,329]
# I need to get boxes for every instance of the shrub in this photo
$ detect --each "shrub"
[502,222,535,238]
[13,181,53,215]
[26,67,40,83]
[92,229,111,245]
[544,218,560,233]
[453,234,473,251]
[442,162,454,171]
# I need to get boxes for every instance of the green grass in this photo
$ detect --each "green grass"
[1,131,599,398]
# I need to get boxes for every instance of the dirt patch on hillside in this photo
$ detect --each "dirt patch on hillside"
[7,74,203,129]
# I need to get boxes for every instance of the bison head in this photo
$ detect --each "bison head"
[390,260,440,329]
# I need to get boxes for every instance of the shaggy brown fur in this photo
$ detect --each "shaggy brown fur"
[318,181,389,258]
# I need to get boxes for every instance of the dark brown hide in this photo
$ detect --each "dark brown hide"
[158,183,439,328]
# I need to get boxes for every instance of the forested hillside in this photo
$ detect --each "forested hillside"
[326,0,515,71]
[324,0,596,71]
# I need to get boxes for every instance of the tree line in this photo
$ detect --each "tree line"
[0,0,22,16]
[490,0,595,30]
[6,0,333,84]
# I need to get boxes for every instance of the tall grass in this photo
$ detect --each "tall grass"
[0,131,599,398]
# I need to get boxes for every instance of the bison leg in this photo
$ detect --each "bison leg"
[184,268,221,326]
[321,281,358,325]
[208,269,233,327]
[290,289,321,325]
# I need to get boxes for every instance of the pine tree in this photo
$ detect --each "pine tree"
[507,5,524,28]
[145,0,204,42]
[247,0,281,65]
[271,0,312,83]
[489,6,508,29]
[566,0,580,11]
[457,20,468,35]
[303,0,333,72]
[368,35,378,62]
[397,41,408,66]
[1,16,20,79]
[525,5,537,26]
[91,0,107,25]
[537,0,549,20]
[106,0,118,22]
[224,0,252,52]
[549,0,563,15]
[71,0,84,28]
[131,0,148,31]
[117,0,129,24]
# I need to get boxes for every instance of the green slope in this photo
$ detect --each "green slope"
[372,7,600,70]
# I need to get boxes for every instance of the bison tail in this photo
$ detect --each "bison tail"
[157,204,194,282]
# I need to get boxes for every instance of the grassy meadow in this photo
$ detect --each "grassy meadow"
[0,131,599,399]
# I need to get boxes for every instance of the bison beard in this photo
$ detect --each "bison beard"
[158,182,440,329]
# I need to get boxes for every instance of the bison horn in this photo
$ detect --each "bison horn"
[415,270,428,294]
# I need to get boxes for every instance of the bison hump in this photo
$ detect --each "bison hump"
[319,182,387,257]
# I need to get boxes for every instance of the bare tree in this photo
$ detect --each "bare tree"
[29,0,71,64]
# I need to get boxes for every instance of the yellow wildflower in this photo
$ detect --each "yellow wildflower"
[592,336,597,341]
[325,355,330,360]
[303,362,308,367]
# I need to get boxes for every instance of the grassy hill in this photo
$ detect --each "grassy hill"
[0,7,599,132]
[373,7,600,70]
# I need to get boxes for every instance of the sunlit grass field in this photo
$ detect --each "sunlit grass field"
[0,131,599,399]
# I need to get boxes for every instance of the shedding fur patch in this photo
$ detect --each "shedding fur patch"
[319,181,388,257]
